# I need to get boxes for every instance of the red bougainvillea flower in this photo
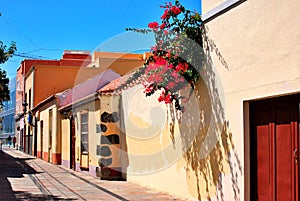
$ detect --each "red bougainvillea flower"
[175,62,189,73]
[158,91,165,102]
[167,63,173,69]
[164,93,173,104]
[160,23,166,29]
[158,90,173,104]
[148,22,159,29]
[125,0,203,111]
[144,85,154,94]
[170,6,181,15]
[161,10,170,19]
[171,70,179,79]
[155,57,168,66]
[148,74,163,83]
[166,81,176,90]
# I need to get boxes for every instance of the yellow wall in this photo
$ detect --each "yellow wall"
[121,0,300,191]
[201,0,300,200]
[120,84,230,201]
[36,103,61,163]
[119,0,299,200]
[61,118,70,164]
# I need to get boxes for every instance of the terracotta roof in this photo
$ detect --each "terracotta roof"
[98,71,146,96]
[98,73,133,94]
[58,69,120,109]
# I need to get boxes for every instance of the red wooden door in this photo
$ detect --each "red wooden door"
[250,95,299,201]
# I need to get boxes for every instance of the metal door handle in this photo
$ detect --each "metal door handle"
[294,149,298,164]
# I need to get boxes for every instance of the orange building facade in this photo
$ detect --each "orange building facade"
[16,51,144,166]
[15,50,92,155]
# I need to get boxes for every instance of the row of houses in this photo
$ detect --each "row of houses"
[14,50,143,175]
[2,0,300,200]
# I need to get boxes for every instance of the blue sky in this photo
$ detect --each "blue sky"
[0,0,201,79]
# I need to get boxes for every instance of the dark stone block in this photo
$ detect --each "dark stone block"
[99,158,112,167]
[100,124,107,132]
[101,134,120,145]
[101,112,119,123]
[100,135,110,144]
[100,146,112,157]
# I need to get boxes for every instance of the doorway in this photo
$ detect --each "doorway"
[40,121,43,159]
[48,110,53,163]
[70,117,76,170]
[250,94,299,201]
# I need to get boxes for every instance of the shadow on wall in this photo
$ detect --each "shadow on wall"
[177,28,243,200]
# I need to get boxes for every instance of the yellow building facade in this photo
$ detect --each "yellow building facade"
[98,0,300,200]
[33,97,61,164]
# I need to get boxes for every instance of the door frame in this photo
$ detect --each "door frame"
[248,94,300,201]
[70,116,76,170]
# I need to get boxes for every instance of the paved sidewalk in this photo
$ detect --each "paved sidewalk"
[0,147,50,200]
[1,147,188,201]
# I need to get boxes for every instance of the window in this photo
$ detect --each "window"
[80,112,88,153]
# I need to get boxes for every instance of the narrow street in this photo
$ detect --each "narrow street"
[0,146,187,201]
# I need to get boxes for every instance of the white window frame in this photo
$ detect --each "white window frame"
[80,112,89,154]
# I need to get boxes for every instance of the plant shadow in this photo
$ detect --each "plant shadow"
[176,29,243,200]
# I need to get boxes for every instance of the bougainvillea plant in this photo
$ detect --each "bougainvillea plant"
[126,0,204,111]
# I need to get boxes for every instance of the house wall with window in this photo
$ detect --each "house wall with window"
[14,51,91,152]
[98,95,123,180]
[71,99,101,177]
[35,101,61,164]
[23,65,108,156]
[59,96,123,178]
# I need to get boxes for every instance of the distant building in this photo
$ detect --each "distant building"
[15,50,92,154]
[0,77,16,143]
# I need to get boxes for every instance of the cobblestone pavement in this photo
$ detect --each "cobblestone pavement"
[0,146,189,201]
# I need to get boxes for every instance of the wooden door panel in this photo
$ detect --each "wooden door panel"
[275,123,292,201]
[275,104,294,201]
[257,125,271,200]
[250,95,300,201]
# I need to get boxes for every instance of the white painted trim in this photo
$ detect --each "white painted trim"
[202,0,246,22]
